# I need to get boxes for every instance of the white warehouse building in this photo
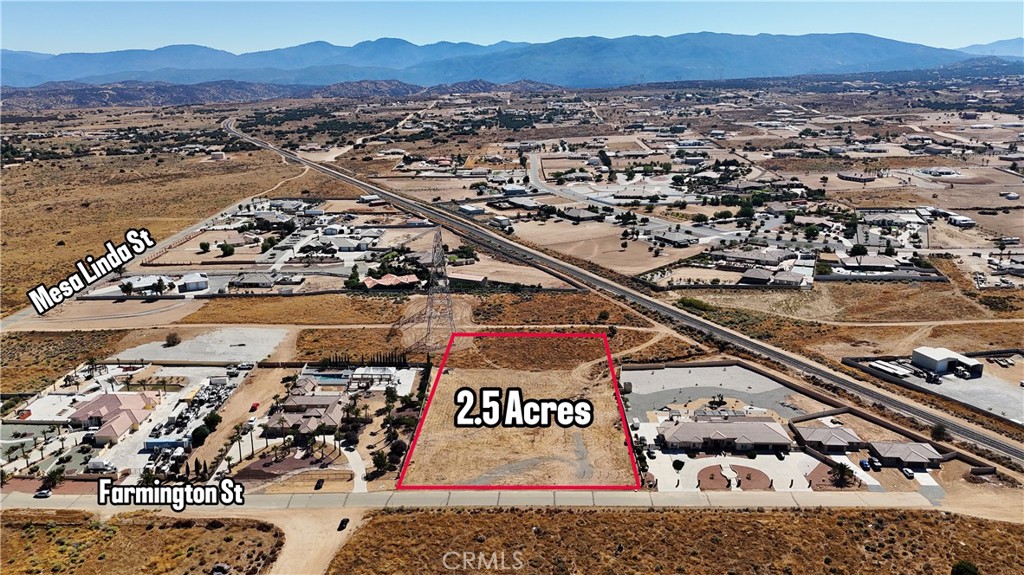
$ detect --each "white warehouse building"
[911,346,983,378]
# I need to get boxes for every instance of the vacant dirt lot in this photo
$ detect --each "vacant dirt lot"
[0,509,284,575]
[0,330,127,394]
[402,337,634,487]
[514,219,681,275]
[0,151,300,316]
[677,279,991,323]
[329,508,1024,575]
[178,294,406,325]
[471,292,650,327]
[293,328,407,362]
[264,168,367,199]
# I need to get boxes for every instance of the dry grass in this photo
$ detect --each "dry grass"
[293,328,408,362]
[443,328,655,371]
[177,295,405,325]
[0,509,284,575]
[0,151,300,316]
[471,292,650,328]
[264,168,367,199]
[0,330,128,394]
[329,508,1024,575]
[677,279,990,323]
[618,334,704,364]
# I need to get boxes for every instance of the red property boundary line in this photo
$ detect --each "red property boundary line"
[397,331,642,491]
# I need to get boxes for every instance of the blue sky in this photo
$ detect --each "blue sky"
[2,1,1021,54]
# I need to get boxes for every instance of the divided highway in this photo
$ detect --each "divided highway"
[222,119,1024,465]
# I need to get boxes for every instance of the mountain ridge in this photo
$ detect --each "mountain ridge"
[2,32,1013,89]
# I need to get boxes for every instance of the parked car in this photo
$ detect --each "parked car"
[34,489,52,498]
[250,402,260,412]
[247,417,257,427]
[337,518,350,531]
[901,468,915,479]
[646,449,656,459]
[859,459,871,471]
[868,457,882,471]
[314,478,325,490]
[238,363,254,370]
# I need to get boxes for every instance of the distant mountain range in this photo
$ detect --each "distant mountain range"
[958,37,1024,58]
[3,33,1021,89]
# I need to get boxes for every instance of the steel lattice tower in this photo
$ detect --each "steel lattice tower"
[407,227,455,355]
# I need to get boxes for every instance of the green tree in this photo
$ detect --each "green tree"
[199,241,211,253]
[119,282,134,296]
[219,243,235,257]
[203,412,222,431]
[849,244,869,257]
[931,423,948,441]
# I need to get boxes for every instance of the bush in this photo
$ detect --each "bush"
[951,561,979,575]
[165,332,181,347]
[191,425,210,447]
[199,242,210,253]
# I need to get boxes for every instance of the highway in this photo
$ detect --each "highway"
[222,118,1024,465]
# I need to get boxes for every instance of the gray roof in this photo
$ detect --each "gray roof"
[869,441,942,464]
[741,268,773,280]
[795,426,862,447]
[658,421,792,446]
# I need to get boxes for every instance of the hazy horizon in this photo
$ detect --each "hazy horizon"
[2,1,1022,55]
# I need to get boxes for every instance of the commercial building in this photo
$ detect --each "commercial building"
[178,273,209,293]
[458,204,486,216]
[911,346,983,378]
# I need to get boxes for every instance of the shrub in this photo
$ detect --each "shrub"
[165,332,181,347]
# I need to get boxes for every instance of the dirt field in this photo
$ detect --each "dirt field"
[0,330,128,394]
[328,508,1024,575]
[471,292,651,327]
[293,328,409,362]
[264,168,367,199]
[6,299,206,331]
[0,509,284,575]
[514,219,679,275]
[0,150,300,316]
[402,337,635,487]
[177,294,406,325]
[675,279,992,323]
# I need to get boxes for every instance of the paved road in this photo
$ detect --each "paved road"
[1,488,933,512]
[221,118,1024,466]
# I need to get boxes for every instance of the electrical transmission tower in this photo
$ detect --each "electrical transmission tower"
[401,227,454,355]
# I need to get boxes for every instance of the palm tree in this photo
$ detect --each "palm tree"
[829,462,855,488]
[139,468,158,486]
[233,424,244,462]
[41,467,65,491]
